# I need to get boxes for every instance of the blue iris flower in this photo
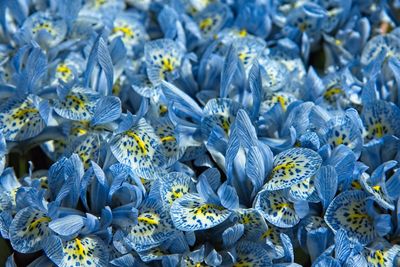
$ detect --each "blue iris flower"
[1,0,400,266]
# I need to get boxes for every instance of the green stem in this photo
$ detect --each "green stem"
[18,153,27,177]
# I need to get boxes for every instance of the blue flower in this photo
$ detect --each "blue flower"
[361,100,400,141]
[194,3,233,40]
[109,117,165,179]
[169,168,236,231]
[0,168,21,213]
[310,107,364,157]
[2,1,400,266]
[108,12,148,55]
[43,234,110,267]
[9,205,52,253]
[324,190,377,245]
[145,38,185,86]
[263,147,322,191]
[124,197,176,251]
[17,12,67,49]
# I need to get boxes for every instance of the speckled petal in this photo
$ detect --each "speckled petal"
[320,116,363,156]
[170,193,231,231]
[21,12,67,47]
[233,37,265,71]
[44,235,109,267]
[260,92,296,113]
[233,241,271,266]
[361,100,400,140]
[361,35,400,66]
[126,198,175,247]
[53,87,100,121]
[0,96,46,141]
[153,118,183,167]
[264,147,322,191]
[67,134,100,169]
[202,98,240,137]
[254,189,300,228]
[109,13,147,48]
[260,223,286,259]
[364,245,400,267]
[195,3,232,38]
[287,176,319,202]
[144,39,183,85]
[159,172,192,206]
[9,207,51,253]
[324,190,376,245]
[236,208,268,240]
[110,118,164,179]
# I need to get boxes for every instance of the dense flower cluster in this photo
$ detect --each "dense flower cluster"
[1,0,400,266]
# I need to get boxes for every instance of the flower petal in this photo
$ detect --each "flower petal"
[264,147,322,191]
[159,172,192,206]
[126,198,175,248]
[53,87,100,121]
[170,193,231,231]
[324,190,376,245]
[110,118,164,179]
[0,96,46,141]
[202,98,240,137]
[9,207,51,253]
[233,241,271,266]
[361,100,400,140]
[254,189,300,228]
[144,39,183,85]
[44,235,109,267]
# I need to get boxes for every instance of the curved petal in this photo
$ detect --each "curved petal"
[287,176,319,203]
[324,190,376,245]
[320,115,363,157]
[236,208,268,240]
[170,193,231,231]
[110,118,165,179]
[264,147,322,191]
[254,189,299,228]
[202,98,240,138]
[153,117,185,167]
[364,244,400,267]
[361,100,400,140]
[126,198,176,248]
[0,96,46,141]
[159,172,193,206]
[233,241,271,266]
[44,235,109,267]
[145,39,183,85]
[53,87,100,121]
[9,207,51,253]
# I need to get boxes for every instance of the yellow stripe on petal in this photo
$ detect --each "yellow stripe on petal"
[276,95,287,111]
[160,136,176,142]
[199,17,214,31]
[126,131,148,154]
[271,162,296,174]
[372,185,381,191]
[138,213,159,225]
[238,29,247,37]
[113,26,134,38]
[13,108,39,119]
[371,123,384,138]
[75,239,87,256]
[28,217,51,231]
